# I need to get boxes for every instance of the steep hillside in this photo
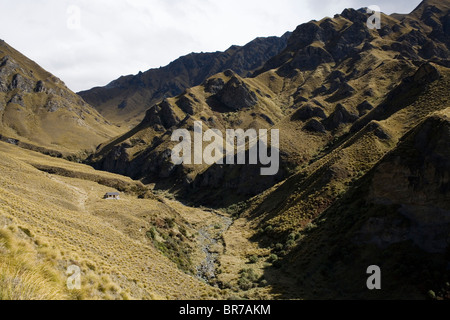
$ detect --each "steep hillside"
[214,63,450,298]
[0,40,123,156]
[273,109,450,299]
[87,69,290,206]
[2,0,449,301]
[78,33,291,126]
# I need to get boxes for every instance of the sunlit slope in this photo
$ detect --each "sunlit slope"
[0,40,124,156]
[0,142,221,300]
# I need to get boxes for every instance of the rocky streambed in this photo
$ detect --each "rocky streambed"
[196,212,233,283]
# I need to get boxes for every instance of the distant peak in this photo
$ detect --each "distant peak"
[410,0,450,17]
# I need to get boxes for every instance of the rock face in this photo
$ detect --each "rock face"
[143,100,181,130]
[215,76,258,111]
[78,33,291,125]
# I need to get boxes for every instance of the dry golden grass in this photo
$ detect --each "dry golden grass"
[0,41,125,155]
[245,64,450,236]
[0,141,223,300]
[0,227,68,300]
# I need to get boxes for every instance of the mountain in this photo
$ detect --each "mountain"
[87,0,450,208]
[231,64,450,299]
[0,40,123,157]
[78,33,291,127]
[84,0,450,299]
[1,0,449,301]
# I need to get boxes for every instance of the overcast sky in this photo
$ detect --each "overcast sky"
[0,0,422,92]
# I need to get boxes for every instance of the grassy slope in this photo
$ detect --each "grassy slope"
[213,64,450,298]
[276,108,450,300]
[0,141,223,300]
[0,41,124,156]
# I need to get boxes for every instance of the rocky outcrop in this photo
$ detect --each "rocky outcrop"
[142,100,181,130]
[8,94,25,107]
[303,119,327,133]
[176,93,201,115]
[9,73,33,92]
[326,82,355,103]
[204,77,225,94]
[0,56,19,91]
[366,121,390,140]
[292,104,327,121]
[215,76,258,111]
[351,63,441,133]
[290,45,334,71]
[357,101,374,116]
[324,104,359,130]
[34,80,45,93]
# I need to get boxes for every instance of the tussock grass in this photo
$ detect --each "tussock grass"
[0,141,222,300]
[0,228,67,300]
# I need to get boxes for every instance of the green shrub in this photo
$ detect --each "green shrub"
[286,239,296,248]
[165,218,175,229]
[146,227,157,240]
[238,268,259,290]
[248,255,259,264]
[287,232,297,241]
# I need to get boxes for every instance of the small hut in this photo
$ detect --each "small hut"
[103,192,120,200]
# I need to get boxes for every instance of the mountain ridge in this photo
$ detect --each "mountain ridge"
[78,33,291,126]
[0,0,449,300]
[87,0,450,208]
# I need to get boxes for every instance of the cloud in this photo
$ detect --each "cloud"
[0,0,422,92]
